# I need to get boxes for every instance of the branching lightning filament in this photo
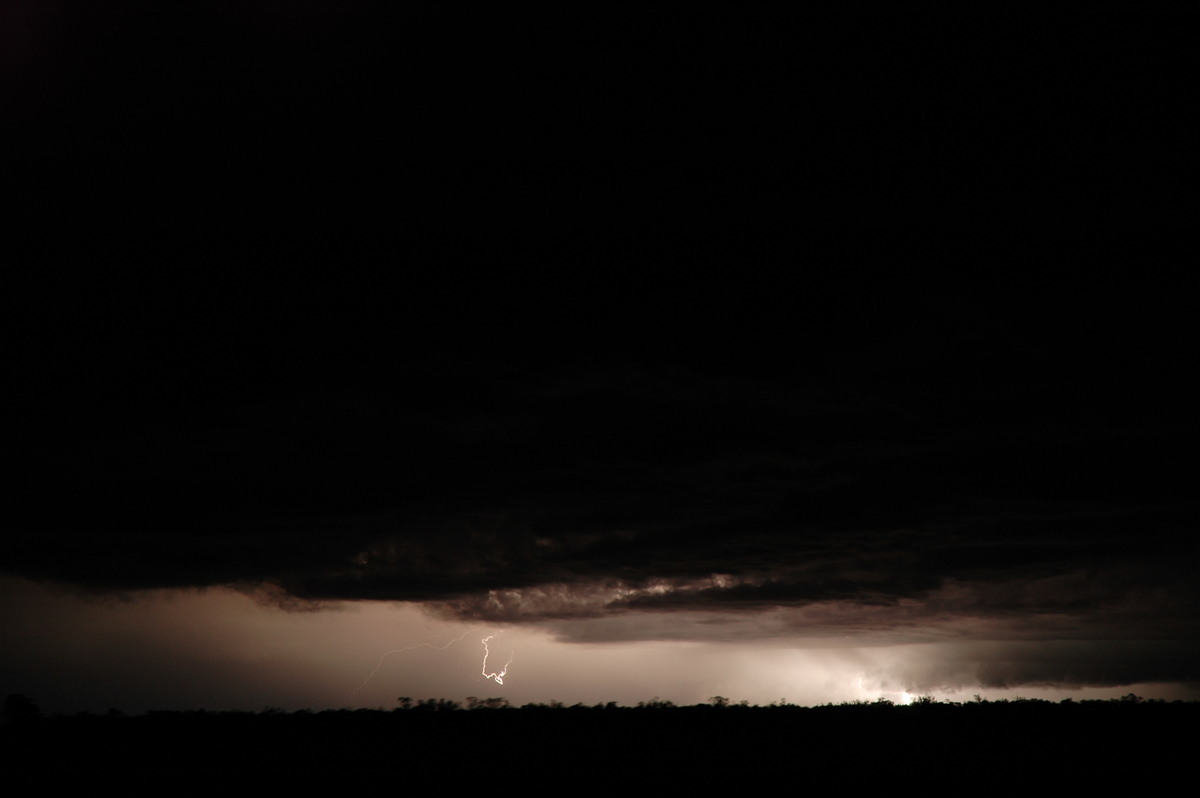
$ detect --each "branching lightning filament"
[350,631,470,700]
[480,635,514,685]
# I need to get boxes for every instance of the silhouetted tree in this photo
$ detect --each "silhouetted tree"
[412,698,459,711]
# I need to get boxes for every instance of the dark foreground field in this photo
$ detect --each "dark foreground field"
[3,698,1194,793]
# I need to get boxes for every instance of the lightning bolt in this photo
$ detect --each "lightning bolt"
[480,635,514,685]
[350,631,471,701]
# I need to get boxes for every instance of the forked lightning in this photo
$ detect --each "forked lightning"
[480,635,514,685]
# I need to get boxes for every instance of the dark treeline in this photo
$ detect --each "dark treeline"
[3,694,1194,792]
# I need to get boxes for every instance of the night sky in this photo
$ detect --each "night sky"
[4,3,1196,714]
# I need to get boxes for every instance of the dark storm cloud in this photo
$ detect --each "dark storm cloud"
[8,226,1196,645]
[8,310,1195,623]
[885,639,1200,693]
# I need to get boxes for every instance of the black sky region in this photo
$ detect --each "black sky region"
[4,4,1196,697]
